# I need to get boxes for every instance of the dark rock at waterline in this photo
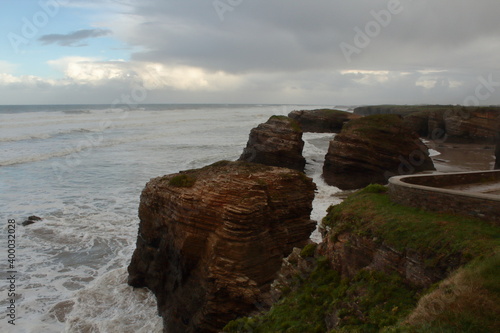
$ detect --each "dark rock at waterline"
[127,161,316,333]
[238,115,306,172]
[323,114,435,190]
[495,134,500,170]
[22,215,42,226]
[288,109,361,133]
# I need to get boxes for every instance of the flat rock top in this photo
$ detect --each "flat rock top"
[441,180,500,196]
[151,160,310,191]
[340,114,410,138]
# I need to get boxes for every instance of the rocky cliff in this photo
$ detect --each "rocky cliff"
[288,109,360,133]
[426,107,500,143]
[224,185,500,332]
[238,116,306,171]
[318,186,466,289]
[127,161,316,333]
[353,105,449,117]
[323,114,435,190]
[355,105,500,143]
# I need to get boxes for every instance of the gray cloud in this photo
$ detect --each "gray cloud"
[8,0,500,105]
[39,29,112,47]
[110,0,500,74]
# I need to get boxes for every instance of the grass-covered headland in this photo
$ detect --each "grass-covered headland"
[224,185,499,332]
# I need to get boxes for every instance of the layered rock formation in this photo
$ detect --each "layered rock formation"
[355,105,500,143]
[428,107,500,143]
[402,111,431,137]
[319,232,457,288]
[288,109,360,133]
[316,185,496,289]
[238,116,306,171]
[353,105,447,117]
[323,115,435,190]
[223,185,499,332]
[127,161,316,333]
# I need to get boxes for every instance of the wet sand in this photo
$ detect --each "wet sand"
[426,141,496,173]
[442,181,500,196]
[424,141,500,196]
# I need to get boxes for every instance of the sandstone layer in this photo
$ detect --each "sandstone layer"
[424,107,500,143]
[323,114,435,190]
[238,116,306,171]
[319,232,459,288]
[127,161,316,333]
[354,105,500,143]
[288,109,360,133]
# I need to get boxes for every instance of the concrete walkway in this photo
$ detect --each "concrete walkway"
[388,170,500,224]
[442,180,500,196]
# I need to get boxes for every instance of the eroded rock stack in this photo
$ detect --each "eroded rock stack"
[238,116,306,171]
[323,115,435,190]
[354,105,500,143]
[127,161,316,333]
[440,108,500,143]
[288,109,360,133]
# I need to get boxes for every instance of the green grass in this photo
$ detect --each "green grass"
[300,243,317,258]
[311,109,352,116]
[223,258,418,333]
[224,186,499,333]
[168,174,196,187]
[385,252,500,333]
[197,160,272,175]
[341,114,405,139]
[322,189,499,265]
[355,105,500,116]
[270,115,291,121]
[270,115,302,132]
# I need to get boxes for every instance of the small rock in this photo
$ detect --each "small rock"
[22,215,42,226]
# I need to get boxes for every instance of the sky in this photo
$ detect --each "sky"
[1,0,500,105]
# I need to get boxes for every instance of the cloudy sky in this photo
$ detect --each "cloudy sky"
[1,0,500,105]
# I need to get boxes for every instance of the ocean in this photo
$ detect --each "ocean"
[0,104,343,332]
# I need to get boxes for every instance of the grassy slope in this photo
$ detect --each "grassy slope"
[224,185,500,332]
[323,185,498,264]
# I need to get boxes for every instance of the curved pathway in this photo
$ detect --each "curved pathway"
[388,170,500,224]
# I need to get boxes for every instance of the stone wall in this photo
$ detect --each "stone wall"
[388,171,500,224]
